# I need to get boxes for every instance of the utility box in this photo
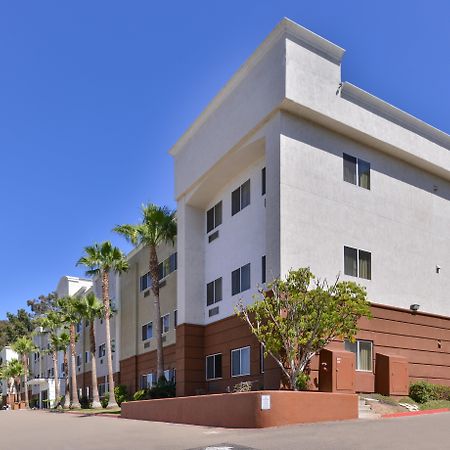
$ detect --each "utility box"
[319,349,355,393]
[375,353,409,396]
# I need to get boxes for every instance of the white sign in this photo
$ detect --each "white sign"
[261,394,271,410]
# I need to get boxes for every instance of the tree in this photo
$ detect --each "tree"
[77,241,128,408]
[76,293,104,409]
[4,309,34,344]
[11,336,36,408]
[114,203,176,380]
[27,292,59,318]
[236,268,372,390]
[0,359,25,404]
[38,312,64,408]
[57,332,71,409]
[0,321,9,349]
[57,296,82,409]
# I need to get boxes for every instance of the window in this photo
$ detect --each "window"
[159,252,178,280]
[140,273,151,291]
[207,201,222,233]
[76,322,81,333]
[343,153,370,190]
[231,346,250,377]
[345,340,373,371]
[260,344,265,374]
[141,373,155,389]
[161,314,170,334]
[98,382,109,397]
[207,277,223,306]
[344,246,371,280]
[164,369,176,383]
[60,363,64,374]
[231,179,251,215]
[206,353,222,380]
[84,351,89,364]
[142,322,153,341]
[76,355,81,367]
[231,263,251,295]
[174,310,177,328]
[111,338,116,353]
[99,343,106,358]
[261,167,266,195]
[261,255,266,284]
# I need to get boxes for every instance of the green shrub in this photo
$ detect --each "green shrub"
[432,384,450,401]
[79,396,91,409]
[409,381,438,403]
[149,379,176,399]
[295,372,310,391]
[101,394,109,409]
[114,385,129,406]
[133,389,150,401]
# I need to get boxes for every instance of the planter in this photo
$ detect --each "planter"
[12,403,20,411]
[121,390,358,428]
[19,402,26,409]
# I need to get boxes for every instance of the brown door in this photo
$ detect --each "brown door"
[336,353,355,392]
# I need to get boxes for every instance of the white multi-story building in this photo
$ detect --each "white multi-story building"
[171,18,450,395]
[0,346,19,404]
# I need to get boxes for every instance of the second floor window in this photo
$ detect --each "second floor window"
[161,314,170,334]
[207,277,223,306]
[207,201,222,233]
[344,246,371,280]
[231,179,250,215]
[232,263,251,295]
[142,322,153,341]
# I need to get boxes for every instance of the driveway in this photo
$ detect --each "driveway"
[0,410,449,450]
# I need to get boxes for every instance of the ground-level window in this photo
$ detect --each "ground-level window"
[141,373,155,389]
[206,353,222,380]
[345,339,373,372]
[231,346,251,377]
[164,368,176,383]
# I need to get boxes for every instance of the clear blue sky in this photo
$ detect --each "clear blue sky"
[1,1,449,319]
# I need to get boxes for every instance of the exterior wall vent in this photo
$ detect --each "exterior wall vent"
[208,230,219,243]
[209,306,219,317]
[144,342,150,349]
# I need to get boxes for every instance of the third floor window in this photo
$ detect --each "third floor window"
[207,201,222,233]
[343,153,370,190]
[231,179,250,216]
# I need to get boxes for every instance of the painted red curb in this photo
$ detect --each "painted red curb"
[382,408,449,418]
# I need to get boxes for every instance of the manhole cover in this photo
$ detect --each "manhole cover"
[187,444,258,450]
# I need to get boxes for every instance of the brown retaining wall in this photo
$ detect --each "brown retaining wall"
[121,390,358,427]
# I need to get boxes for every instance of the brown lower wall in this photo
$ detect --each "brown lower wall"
[119,303,450,397]
[120,344,176,394]
[121,390,358,427]
[76,371,120,398]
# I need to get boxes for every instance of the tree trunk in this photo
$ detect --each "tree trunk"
[52,351,60,408]
[150,244,164,380]
[90,321,101,409]
[63,350,70,408]
[69,323,80,408]
[23,354,29,408]
[102,270,118,408]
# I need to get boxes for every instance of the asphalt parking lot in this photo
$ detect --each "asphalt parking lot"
[1,410,449,450]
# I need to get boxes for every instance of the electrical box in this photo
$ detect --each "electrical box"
[319,349,355,393]
[375,353,409,396]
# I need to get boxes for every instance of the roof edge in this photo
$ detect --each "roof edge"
[169,18,345,157]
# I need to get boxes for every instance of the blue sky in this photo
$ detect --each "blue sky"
[1,1,449,319]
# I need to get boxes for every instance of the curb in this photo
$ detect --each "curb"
[382,408,449,418]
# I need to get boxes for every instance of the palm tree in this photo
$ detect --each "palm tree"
[77,241,128,408]
[114,204,176,380]
[57,296,82,409]
[38,312,64,408]
[57,332,71,409]
[11,336,36,408]
[76,293,104,409]
[1,359,24,405]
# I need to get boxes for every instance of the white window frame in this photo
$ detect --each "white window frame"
[205,353,222,381]
[345,339,373,372]
[231,346,251,377]
[344,246,372,280]
[161,314,170,334]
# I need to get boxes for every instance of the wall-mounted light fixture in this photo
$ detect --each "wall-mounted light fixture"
[410,304,420,312]
[436,265,441,274]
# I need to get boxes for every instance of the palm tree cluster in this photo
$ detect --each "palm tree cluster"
[0,203,176,410]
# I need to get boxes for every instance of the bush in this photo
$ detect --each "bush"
[409,381,439,403]
[114,385,129,406]
[79,396,91,409]
[432,384,450,401]
[133,389,149,401]
[149,379,176,399]
[101,394,109,409]
[295,372,310,391]
[233,381,253,393]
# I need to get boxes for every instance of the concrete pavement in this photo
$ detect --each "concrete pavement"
[0,410,449,450]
